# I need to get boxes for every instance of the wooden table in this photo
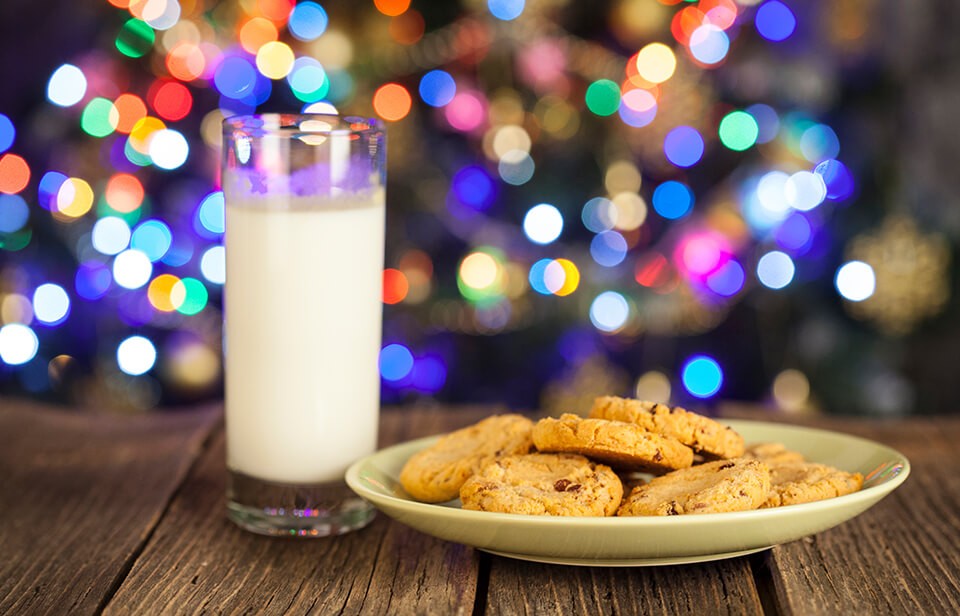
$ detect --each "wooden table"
[2,399,959,615]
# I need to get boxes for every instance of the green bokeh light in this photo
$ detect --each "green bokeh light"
[718,110,760,151]
[80,98,117,138]
[585,80,621,117]
[116,19,155,58]
[176,277,209,315]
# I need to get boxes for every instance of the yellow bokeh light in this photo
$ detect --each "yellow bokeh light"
[635,370,672,403]
[148,274,183,312]
[56,178,94,219]
[1,293,33,325]
[129,116,166,154]
[554,259,580,296]
[460,252,499,290]
[605,161,642,194]
[772,369,811,413]
[611,191,648,231]
[256,41,295,79]
[636,42,677,84]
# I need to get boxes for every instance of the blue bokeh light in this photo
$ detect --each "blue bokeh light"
[410,356,447,392]
[214,55,258,100]
[380,343,415,382]
[756,1,797,42]
[814,159,855,201]
[0,113,14,154]
[746,103,780,144]
[131,220,173,262]
[590,231,628,267]
[663,126,704,168]
[0,194,29,233]
[419,70,457,107]
[197,191,225,235]
[488,0,525,21]
[37,171,68,211]
[452,165,496,211]
[75,261,112,300]
[652,181,694,220]
[705,260,745,297]
[288,2,328,42]
[681,355,723,398]
[528,258,553,295]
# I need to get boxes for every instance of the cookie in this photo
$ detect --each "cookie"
[459,453,623,516]
[761,462,863,508]
[589,396,745,459]
[617,458,771,516]
[399,414,534,503]
[532,414,694,473]
[743,442,806,464]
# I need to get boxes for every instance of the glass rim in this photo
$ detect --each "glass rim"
[222,113,384,137]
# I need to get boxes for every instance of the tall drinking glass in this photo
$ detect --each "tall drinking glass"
[221,114,384,536]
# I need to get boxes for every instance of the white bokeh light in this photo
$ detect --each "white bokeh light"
[32,284,71,325]
[589,291,630,332]
[113,249,153,289]
[784,171,827,211]
[757,250,796,290]
[47,64,87,107]
[523,203,563,245]
[200,246,226,284]
[92,216,132,256]
[835,260,876,302]
[117,335,157,376]
[149,129,189,170]
[0,324,39,365]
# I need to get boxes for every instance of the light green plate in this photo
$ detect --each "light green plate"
[345,419,909,566]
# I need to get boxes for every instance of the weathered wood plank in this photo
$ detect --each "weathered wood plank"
[0,399,220,615]
[104,406,492,615]
[750,416,960,615]
[484,555,764,615]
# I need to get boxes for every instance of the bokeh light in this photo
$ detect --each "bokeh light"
[523,203,564,244]
[105,173,145,213]
[0,152,30,195]
[200,245,226,284]
[55,177,94,218]
[373,83,412,122]
[652,181,694,219]
[197,191,225,235]
[131,219,173,262]
[757,250,795,289]
[488,0,525,21]
[635,371,672,403]
[814,159,855,200]
[32,284,71,326]
[784,170,827,211]
[681,355,723,398]
[375,0,411,17]
[147,274,182,312]
[75,262,112,300]
[635,42,676,83]
[148,129,189,170]
[0,194,29,233]
[0,114,14,154]
[47,64,87,107]
[148,81,193,121]
[835,261,875,302]
[585,79,621,116]
[92,216,132,255]
[383,268,409,305]
[113,249,153,289]
[0,324,39,366]
[590,291,630,332]
[287,57,329,102]
[256,41,296,79]
[81,98,120,138]
[117,335,157,375]
[705,259,745,296]
[772,369,810,412]
[452,166,496,211]
[498,150,535,185]
[116,18,156,58]
[663,126,704,167]
[172,277,208,315]
[590,231,628,267]
[380,343,414,381]
[419,70,457,107]
[288,2,328,42]
[755,0,797,42]
[689,25,730,65]
[718,110,759,151]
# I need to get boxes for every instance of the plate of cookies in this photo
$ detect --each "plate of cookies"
[345,397,909,566]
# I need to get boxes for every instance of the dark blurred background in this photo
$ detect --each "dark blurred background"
[0,0,958,416]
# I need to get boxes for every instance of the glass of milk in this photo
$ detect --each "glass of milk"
[221,114,384,536]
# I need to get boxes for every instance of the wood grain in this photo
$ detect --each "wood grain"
[0,399,219,615]
[484,555,763,615]
[751,415,960,615]
[104,405,492,615]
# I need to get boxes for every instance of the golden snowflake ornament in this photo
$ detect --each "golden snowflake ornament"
[845,215,950,334]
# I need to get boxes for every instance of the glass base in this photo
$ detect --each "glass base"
[226,470,375,537]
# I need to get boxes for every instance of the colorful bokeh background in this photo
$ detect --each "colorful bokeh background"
[0,0,957,415]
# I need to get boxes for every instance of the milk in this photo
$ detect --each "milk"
[224,190,384,484]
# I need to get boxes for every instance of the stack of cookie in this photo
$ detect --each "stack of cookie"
[399,396,863,517]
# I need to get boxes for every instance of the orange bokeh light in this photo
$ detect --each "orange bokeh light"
[389,10,425,45]
[374,0,411,17]
[166,43,206,82]
[105,173,145,213]
[0,154,30,195]
[239,17,279,54]
[373,83,413,122]
[148,274,182,312]
[114,94,148,134]
[257,0,295,22]
[383,268,409,304]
